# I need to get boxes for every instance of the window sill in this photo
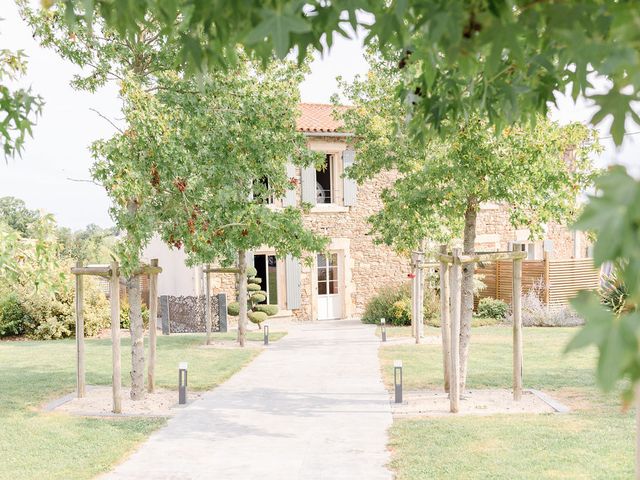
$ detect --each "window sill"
[310,204,350,214]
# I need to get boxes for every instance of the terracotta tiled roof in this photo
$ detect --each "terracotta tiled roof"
[296,103,350,133]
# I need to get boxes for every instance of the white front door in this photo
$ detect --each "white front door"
[317,252,342,320]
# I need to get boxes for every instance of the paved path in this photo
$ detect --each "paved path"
[104,320,393,480]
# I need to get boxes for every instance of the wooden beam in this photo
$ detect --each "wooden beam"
[439,245,451,393]
[449,247,462,413]
[75,260,85,398]
[147,259,158,393]
[109,261,122,414]
[436,253,454,264]
[512,244,524,401]
[135,265,163,275]
[71,265,112,277]
[459,251,527,264]
[203,267,241,274]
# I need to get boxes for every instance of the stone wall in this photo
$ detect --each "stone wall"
[200,136,586,322]
[295,138,410,320]
[475,203,587,259]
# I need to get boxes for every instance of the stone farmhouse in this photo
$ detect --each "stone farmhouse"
[143,103,590,321]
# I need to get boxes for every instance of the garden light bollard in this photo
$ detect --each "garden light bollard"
[178,362,188,405]
[264,325,269,346]
[394,360,403,404]
[381,318,387,342]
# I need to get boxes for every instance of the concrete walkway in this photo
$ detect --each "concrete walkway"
[103,320,393,480]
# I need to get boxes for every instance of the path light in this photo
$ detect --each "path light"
[264,325,269,346]
[381,318,387,342]
[394,360,403,404]
[178,362,188,405]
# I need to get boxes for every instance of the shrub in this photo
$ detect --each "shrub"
[248,310,268,324]
[477,298,509,320]
[250,292,266,303]
[119,299,150,330]
[390,298,411,326]
[227,301,240,316]
[362,283,440,326]
[254,304,278,316]
[600,270,633,314]
[511,280,584,327]
[0,295,28,337]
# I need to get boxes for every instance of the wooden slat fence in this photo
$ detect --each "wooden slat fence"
[476,256,600,307]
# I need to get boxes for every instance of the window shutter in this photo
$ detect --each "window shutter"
[342,148,357,206]
[301,165,317,205]
[283,163,297,207]
[285,254,301,310]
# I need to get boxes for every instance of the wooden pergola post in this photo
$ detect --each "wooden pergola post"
[205,263,212,345]
[449,247,462,413]
[438,245,451,393]
[147,258,159,393]
[416,245,425,343]
[512,243,524,401]
[109,261,122,414]
[75,260,85,398]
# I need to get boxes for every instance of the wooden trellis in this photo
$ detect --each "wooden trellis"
[71,260,161,413]
[437,244,526,413]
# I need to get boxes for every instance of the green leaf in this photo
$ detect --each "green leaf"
[566,291,613,352]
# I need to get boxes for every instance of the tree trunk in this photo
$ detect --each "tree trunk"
[127,275,145,399]
[459,197,478,392]
[237,250,248,347]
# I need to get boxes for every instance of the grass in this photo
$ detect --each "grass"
[375,317,499,338]
[380,326,634,479]
[0,330,283,480]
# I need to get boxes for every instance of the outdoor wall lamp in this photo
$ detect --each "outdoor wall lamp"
[394,360,403,404]
[178,362,188,405]
[381,318,387,342]
[264,325,270,346]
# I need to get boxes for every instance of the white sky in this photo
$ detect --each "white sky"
[0,2,636,230]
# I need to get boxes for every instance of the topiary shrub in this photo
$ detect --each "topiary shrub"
[477,297,509,320]
[226,264,278,328]
[246,266,258,277]
[248,310,268,324]
[254,304,278,316]
[250,292,267,303]
[227,301,240,316]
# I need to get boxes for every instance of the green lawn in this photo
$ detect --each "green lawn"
[375,318,500,338]
[0,331,282,480]
[380,326,634,479]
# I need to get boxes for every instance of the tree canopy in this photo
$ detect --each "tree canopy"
[91,57,327,273]
[35,0,640,396]
[338,52,599,387]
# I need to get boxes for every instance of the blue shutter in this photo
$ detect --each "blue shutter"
[342,148,357,206]
[285,254,301,309]
[283,163,297,207]
[301,165,317,205]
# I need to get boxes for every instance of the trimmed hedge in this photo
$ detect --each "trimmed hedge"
[254,304,278,316]
[248,310,268,324]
